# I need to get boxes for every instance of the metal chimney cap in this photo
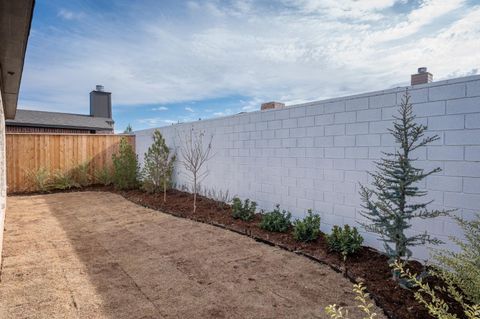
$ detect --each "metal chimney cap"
[96,84,104,92]
[418,67,428,74]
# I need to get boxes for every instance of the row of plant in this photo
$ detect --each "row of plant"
[233,198,362,260]
[117,92,480,318]
[26,92,479,319]
[27,163,114,192]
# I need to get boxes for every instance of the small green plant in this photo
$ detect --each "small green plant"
[326,225,364,262]
[112,137,140,190]
[293,210,321,242]
[393,260,480,319]
[71,162,91,187]
[94,167,113,186]
[260,204,292,232]
[231,197,257,221]
[200,187,233,209]
[51,170,80,190]
[433,214,480,305]
[26,167,51,192]
[325,282,377,319]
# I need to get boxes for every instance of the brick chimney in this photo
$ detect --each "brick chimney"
[411,67,433,86]
[261,101,285,111]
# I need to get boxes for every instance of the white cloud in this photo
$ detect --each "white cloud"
[20,1,479,115]
[57,8,83,20]
[213,108,235,117]
[137,118,177,127]
[152,106,168,111]
[370,0,467,42]
[282,0,401,21]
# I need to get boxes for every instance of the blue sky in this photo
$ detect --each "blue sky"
[19,0,480,132]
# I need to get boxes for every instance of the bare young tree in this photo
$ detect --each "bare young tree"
[178,127,214,213]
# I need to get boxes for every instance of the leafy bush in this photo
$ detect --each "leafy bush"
[433,214,480,304]
[94,167,113,186]
[112,137,139,190]
[260,204,292,232]
[293,210,321,242]
[393,260,480,319]
[391,215,480,319]
[51,170,80,190]
[326,225,364,261]
[26,167,51,192]
[325,282,377,319]
[71,162,91,187]
[232,197,257,221]
[142,130,176,202]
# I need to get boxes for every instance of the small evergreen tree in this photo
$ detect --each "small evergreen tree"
[124,124,133,134]
[112,137,139,190]
[142,130,176,202]
[359,91,448,268]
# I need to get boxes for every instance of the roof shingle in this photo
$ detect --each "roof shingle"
[5,109,114,131]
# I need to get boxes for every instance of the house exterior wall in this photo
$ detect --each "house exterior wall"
[0,88,6,266]
[135,75,480,259]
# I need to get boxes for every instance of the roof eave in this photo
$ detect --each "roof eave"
[5,121,114,131]
[0,0,35,119]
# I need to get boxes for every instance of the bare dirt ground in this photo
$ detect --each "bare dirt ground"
[0,192,385,319]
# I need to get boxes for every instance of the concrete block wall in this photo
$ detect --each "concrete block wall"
[136,75,480,259]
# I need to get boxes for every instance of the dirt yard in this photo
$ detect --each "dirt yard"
[0,192,385,319]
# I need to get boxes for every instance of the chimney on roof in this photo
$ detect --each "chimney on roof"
[411,67,433,86]
[261,101,285,111]
[90,84,112,118]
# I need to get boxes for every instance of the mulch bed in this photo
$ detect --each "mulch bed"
[115,188,432,319]
[11,186,465,319]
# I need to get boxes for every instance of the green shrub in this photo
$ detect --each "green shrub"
[71,162,91,187]
[26,167,51,192]
[112,137,140,190]
[393,260,480,319]
[293,210,321,242]
[260,204,292,232]
[232,197,257,221]
[433,214,480,304]
[94,167,113,186]
[51,170,80,190]
[391,215,480,319]
[326,225,363,261]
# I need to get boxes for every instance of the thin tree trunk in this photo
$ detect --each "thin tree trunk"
[193,175,197,213]
[163,179,167,203]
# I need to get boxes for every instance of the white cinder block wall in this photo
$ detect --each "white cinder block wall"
[135,75,480,260]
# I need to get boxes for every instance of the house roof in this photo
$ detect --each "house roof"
[5,109,114,131]
[0,0,35,119]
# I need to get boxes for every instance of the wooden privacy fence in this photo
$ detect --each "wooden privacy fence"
[5,133,135,193]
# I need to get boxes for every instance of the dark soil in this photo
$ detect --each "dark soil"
[11,186,465,319]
